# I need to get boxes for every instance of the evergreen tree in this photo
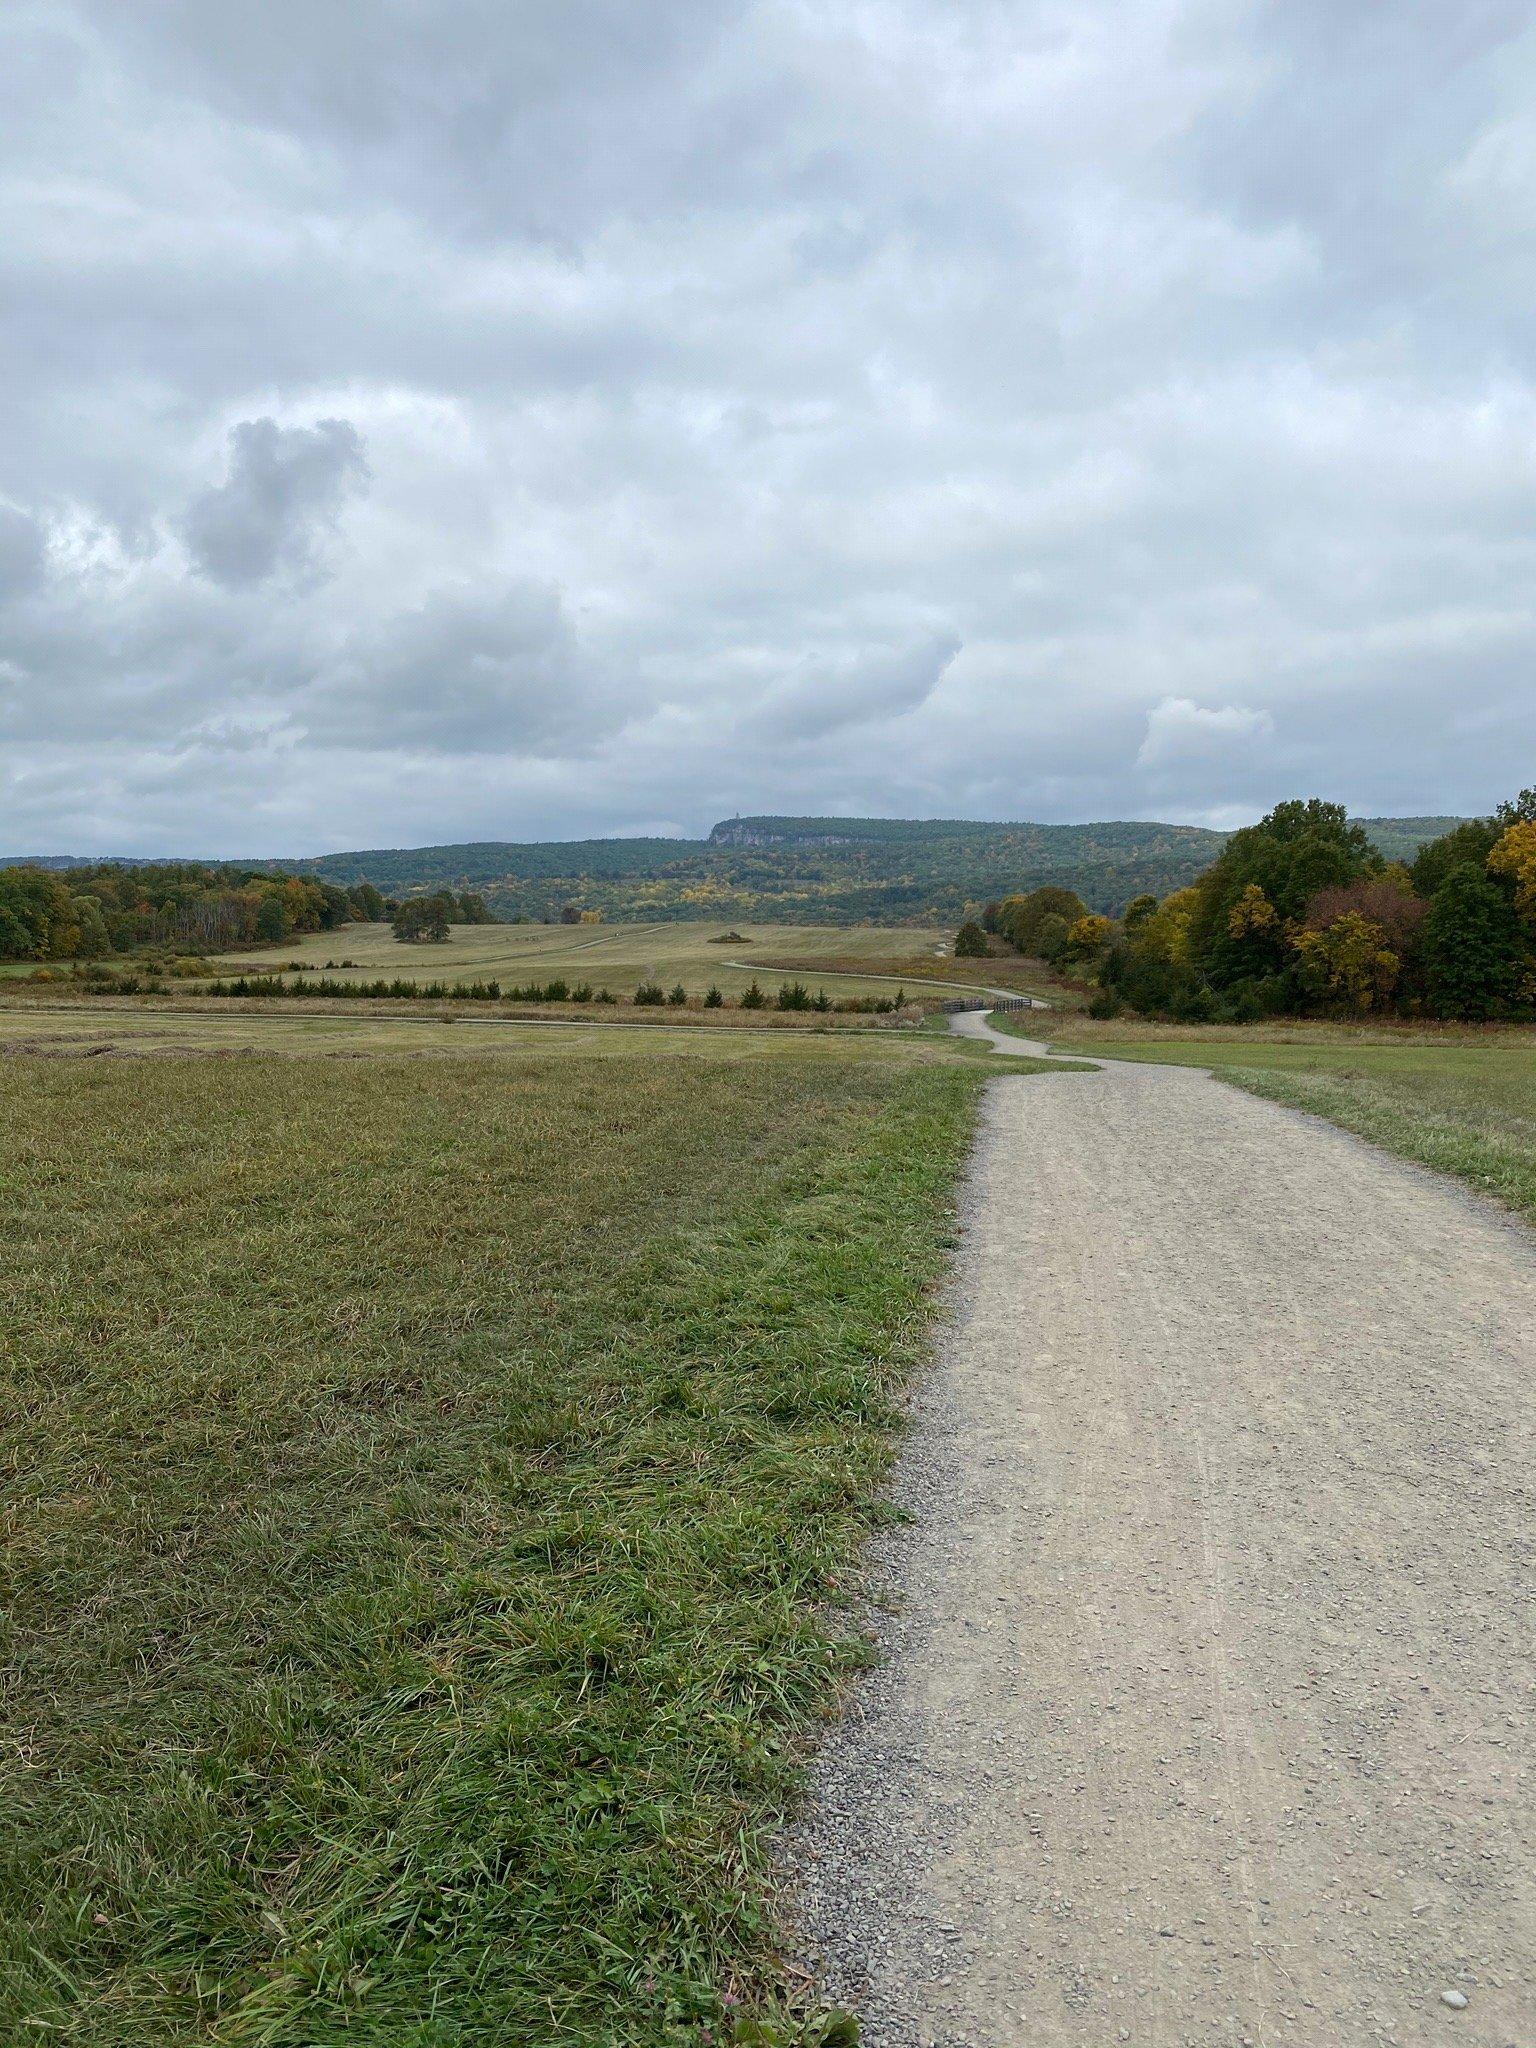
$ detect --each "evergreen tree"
[1421,865,1525,1019]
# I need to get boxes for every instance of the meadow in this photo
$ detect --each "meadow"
[0,1031,1061,2046]
[206,920,959,1005]
[1008,1012,1536,1226]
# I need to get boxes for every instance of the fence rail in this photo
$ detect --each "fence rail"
[940,993,1037,1015]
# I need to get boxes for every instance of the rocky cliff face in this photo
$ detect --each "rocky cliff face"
[707,819,852,848]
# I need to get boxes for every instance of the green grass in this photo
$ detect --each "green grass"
[995,1010,1536,1227]
[0,1046,1002,2045]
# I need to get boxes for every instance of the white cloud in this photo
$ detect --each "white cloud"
[1136,696,1275,771]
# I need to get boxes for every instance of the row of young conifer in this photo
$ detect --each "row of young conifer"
[172,974,908,1012]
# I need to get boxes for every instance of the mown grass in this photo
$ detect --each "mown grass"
[998,1010,1536,1226]
[0,1048,990,2045]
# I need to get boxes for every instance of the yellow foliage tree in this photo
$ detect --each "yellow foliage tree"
[1290,912,1399,1013]
[1064,913,1114,958]
[1226,882,1278,941]
[1139,887,1199,967]
[1488,820,1536,924]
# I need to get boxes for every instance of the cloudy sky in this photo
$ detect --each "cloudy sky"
[2,1,1532,855]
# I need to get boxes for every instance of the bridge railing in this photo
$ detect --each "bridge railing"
[939,993,1037,1015]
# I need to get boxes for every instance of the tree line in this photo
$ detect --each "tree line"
[0,862,494,963]
[970,791,1536,1023]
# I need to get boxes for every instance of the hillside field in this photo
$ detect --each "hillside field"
[208,919,961,1004]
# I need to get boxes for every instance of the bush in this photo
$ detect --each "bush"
[954,920,988,957]
[776,981,811,1011]
[703,985,724,1008]
[1087,989,1123,1019]
[1170,983,1217,1023]
[667,983,688,1006]
[633,980,665,1006]
[739,979,767,1010]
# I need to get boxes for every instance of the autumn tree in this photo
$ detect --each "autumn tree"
[1487,820,1536,927]
[1063,913,1114,961]
[1189,798,1377,986]
[1001,887,1089,955]
[1290,912,1399,1014]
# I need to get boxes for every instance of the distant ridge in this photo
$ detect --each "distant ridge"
[3,813,1474,924]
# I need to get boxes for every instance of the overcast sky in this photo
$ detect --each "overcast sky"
[2,1,1532,855]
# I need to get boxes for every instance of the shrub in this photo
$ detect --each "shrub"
[634,980,665,1006]
[776,980,811,1011]
[667,983,688,1006]
[1170,983,1217,1023]
[1087,989,1123,1019]
[954,920,988,957]
[703,984,724,1008]
[739,979,767,1010]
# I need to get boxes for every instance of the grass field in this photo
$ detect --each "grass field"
[0,1000,1063,1069]
[0,1036,1064,2045]
[1008,1012,1536,1227]
[207,921,957,1004]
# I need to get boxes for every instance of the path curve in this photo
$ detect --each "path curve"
[795,1051,1536,2047]
[727,960,1047,1007]
[946,1008,1057,1058]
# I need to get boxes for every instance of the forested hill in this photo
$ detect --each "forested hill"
[265,813,1463,923]
[13,814,1467,925]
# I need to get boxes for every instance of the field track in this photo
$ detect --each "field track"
[799,1041,1536,2045]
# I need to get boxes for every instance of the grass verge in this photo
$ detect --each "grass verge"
[1,1048,991,2045]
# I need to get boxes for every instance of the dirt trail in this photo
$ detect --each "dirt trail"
[795,1056,1536,2047]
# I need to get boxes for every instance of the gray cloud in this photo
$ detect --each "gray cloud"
[181,419,369,588]
[0,506,46,602]
[302,582,617,753]
[0,3,1532,855]
[750,631,962,742]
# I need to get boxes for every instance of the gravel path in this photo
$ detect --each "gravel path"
[792,1050,1536,2047]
